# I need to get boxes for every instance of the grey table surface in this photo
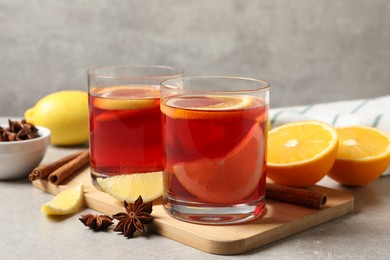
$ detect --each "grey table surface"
[1,118,389,260]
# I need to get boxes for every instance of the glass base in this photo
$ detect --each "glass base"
[163,195,266,225]
[90,169,110,191]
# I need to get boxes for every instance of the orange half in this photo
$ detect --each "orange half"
[328,126,390,186]
[267,121,339,187]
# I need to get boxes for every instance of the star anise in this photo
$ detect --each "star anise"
[79,214,114,231]
[2,130,17,141]
[0,119,39,142]
[112,196,153,238]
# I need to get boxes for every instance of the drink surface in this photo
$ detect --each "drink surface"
[89,85,162,176]
[162,95,268,205]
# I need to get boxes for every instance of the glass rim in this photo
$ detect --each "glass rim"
[160,76,270,94]
[87,64,184,79]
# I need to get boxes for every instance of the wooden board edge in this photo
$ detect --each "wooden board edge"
[237,198,354,255]
[151,193,354,255]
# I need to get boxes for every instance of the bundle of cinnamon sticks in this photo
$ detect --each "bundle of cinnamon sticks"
[29,150,90,185]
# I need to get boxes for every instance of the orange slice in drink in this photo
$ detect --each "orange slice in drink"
[267,121,339,187]
[93,86,159,110]
[327,126,390,186]
[173,123,264,204]
[161,95,254,119]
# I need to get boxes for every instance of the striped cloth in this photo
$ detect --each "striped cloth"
[269,95,390,176]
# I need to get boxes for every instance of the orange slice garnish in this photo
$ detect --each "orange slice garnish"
[161,95,253,119]
[173,123,264,204]
[93,86,159,110]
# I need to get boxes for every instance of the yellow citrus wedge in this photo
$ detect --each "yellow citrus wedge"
[97,171,163,203]
[327,126,390,186]
[92,86,159,110]
[41,184,84,215]
[267,121,339,187]
[161,95,253,119]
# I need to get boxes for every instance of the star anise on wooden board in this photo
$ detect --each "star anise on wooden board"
[112,196,153,238]
[79,214,114,231]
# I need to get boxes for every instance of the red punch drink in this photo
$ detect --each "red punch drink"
[87,65,183,190]
[161,76,270,225]
[162,96,267,203]
[89,86,162,179]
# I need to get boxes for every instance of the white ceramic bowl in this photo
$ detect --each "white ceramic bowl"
[0,125,51,180]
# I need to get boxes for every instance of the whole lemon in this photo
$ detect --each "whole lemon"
[25,90,89,146]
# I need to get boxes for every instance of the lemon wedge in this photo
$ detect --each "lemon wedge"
[41,184,84,215]
[97,172,163,203]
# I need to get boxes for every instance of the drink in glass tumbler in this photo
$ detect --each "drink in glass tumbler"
[161,76,269,224]
[89,85,161,173]
[87,65,183,188]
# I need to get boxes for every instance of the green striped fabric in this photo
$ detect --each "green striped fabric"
[270,95,389,132]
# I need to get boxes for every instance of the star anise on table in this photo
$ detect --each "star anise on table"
[112,196,153,238]
[79,214,114,231]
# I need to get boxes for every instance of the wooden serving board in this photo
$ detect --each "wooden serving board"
[32,167,354,255]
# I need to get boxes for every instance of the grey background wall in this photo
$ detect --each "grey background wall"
[1,0,389,116]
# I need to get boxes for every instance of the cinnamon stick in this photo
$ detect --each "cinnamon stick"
[265,183,327,209]
[28,151,85,181]
[48,150,90,185]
